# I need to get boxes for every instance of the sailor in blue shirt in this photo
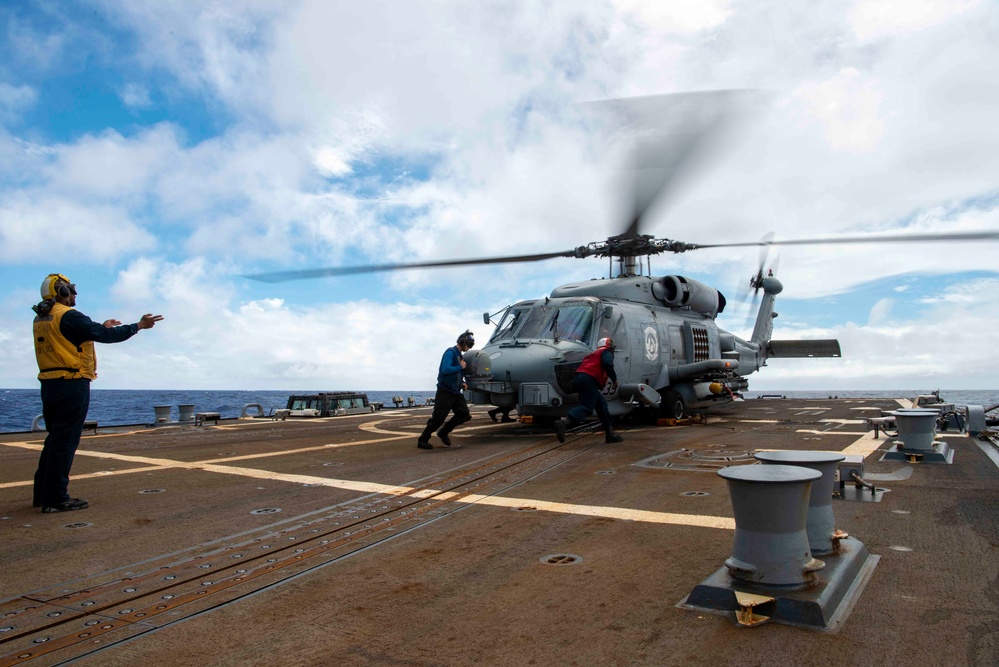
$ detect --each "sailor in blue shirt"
[417,330,475,449]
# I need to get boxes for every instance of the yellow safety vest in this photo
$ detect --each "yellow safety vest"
[33,303,96,380]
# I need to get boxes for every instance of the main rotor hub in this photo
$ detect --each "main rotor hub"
[574,235,701,260]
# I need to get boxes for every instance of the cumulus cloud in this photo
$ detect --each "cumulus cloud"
[0,83,37,122]
[1,0,997,391]
[784,68,888,153]
[848,0,982,41]
[118,83,153,109]
[753,277,999,390]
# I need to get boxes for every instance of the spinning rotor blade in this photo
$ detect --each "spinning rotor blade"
[696,229,999,250]
[585,90,764,240]
[736,232,777,328]
[244,250,574,283]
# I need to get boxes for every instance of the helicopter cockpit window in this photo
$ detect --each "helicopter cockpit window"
[490,305,533,342]
[511,305,551,340]
[549,303,594,344]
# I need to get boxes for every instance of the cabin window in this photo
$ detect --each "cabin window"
[549,304,594,344]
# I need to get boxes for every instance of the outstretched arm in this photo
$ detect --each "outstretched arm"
[62,310,164,346]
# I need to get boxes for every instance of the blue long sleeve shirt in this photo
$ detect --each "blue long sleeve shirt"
[436,346,465,395]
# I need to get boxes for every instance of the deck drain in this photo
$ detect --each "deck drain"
[596,470,615,475]
[889,545,913,552]
[512,506,538,512]
[63,522,92,529]
[250,508,282,515]
[892,510,910,515]
[541,554,583,565]
[680,491,710,497]
[139,489,165,494]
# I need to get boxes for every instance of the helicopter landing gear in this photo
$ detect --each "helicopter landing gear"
[660,391,685,420]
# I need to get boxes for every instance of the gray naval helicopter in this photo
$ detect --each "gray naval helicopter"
[456,226,996,422]
[463,234,827,421]
[247,92,999,422]
[248,223,998,423]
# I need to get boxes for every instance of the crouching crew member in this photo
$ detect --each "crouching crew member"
[418,330,475,449]
[555,337,623,444]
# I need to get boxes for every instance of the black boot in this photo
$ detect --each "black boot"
[488,408,500,423]
[554,419,567,443]
[605,429,623,443]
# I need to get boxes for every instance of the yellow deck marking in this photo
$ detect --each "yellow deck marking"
[0,466,167,489]
[841,431,886,457]
[358,419,514,436]
[0,440,734,530]
[459,494,735,529]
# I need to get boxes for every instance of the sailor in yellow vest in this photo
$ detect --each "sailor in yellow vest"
[31,273,163,513]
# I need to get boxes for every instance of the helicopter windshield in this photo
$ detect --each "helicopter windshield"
[491,301,594,343]
[509,305,550,340]
[548,303,594,343]
[490,304,534,342]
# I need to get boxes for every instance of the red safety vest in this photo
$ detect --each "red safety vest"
[576,345,611,386]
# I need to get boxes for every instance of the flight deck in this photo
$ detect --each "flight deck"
[1,398,997,666]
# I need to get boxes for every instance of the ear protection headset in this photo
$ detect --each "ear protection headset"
[457,330,475,348]
[41,274,75,301]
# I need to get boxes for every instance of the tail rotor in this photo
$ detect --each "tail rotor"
[737,232,779,329]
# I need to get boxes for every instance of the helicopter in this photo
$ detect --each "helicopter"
[247,226,999,423]
[246,92,999,422]
[462,235,833,421]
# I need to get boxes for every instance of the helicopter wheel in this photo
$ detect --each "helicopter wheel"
[659,391,685,420]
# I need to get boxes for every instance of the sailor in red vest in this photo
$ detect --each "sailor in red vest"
[555,337,623,443]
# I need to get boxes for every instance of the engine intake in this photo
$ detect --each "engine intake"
[653,275,726,318]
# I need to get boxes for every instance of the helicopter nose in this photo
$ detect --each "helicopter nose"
[463,349,491,375]
[480,344,560,383]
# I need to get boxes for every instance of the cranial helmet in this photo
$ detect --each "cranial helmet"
[457,330,475,348]
[40,273,73,301]
[597,337,614,350]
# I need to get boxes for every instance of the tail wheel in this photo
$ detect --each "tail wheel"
[660,391,685,420]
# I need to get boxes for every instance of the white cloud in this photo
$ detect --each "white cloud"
[867,297,893,325]
[613,0,733,33]
[849,0,982,41]
[119,82,152,109]
[753,277,999,390]
[0,83,37,121]
[2,0,999,393]
[313,147,352,177]
[784,68,887,154]
[0,193,156,263]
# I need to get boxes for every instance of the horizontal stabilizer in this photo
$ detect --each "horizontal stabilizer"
[767,339,841,358]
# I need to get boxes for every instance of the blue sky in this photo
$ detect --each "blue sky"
[1,0,998,391]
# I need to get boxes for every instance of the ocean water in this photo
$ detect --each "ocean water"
[0,389,438,434]
[1,387,997,434]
